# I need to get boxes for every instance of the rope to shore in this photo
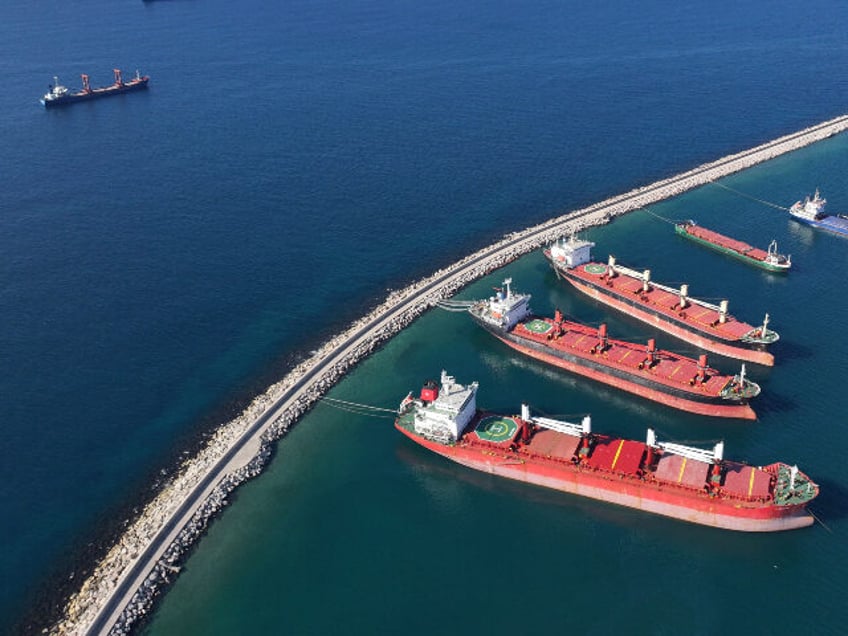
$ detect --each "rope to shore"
[640,207,686,225]
[712,182,790,211]
[318,396,398,418]
[436,299,475,312]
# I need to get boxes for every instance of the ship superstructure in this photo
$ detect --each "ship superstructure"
[789,189,848,237]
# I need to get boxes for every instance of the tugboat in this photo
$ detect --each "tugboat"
[41,69,149,108]
[544,237,779,366]
[396,372,819,531]
[789,189,848,237]
[447,279,759,419]
[674,220,791,273]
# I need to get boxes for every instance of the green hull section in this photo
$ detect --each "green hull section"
[674,224,790,273]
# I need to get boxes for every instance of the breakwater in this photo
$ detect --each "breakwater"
[50,113,848,635]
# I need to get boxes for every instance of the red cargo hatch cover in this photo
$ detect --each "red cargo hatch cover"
[586,437,645,475]
[526,429,581,461]
[722,463,772,499]
[654,454,710,489]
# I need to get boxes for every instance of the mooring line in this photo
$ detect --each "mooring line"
[713,182,790,211]
[640,207,681,225]
[808,507,833,533]
[319,396,398,418]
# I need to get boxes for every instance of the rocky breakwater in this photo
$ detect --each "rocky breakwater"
[50,114,848,636]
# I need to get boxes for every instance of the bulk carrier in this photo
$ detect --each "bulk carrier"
[449,279,759,419]
[544,237,779,366]
[674,221,791,272]
[41,69,149,108]
[396,372,818,531]
[789,189,848,237]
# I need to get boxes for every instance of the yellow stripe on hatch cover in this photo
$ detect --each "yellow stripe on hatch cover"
[677,457,688,484]
[748,467,756,497]
[610,440,625,471]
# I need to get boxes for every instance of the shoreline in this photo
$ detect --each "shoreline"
[50,113,848,635]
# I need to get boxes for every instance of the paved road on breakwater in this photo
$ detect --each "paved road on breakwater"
[67,113,848,636]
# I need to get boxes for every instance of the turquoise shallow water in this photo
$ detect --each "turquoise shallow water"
[1,0,848,632]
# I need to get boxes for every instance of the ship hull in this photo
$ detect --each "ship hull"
[41,78,149,108]
[398,426,813,532]
[555,272,774,366]
[789,212,848,237]
[475,319,756,419]
[674,224,790,273]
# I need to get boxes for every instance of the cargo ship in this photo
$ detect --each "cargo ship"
[455,279,759,419]
[789,189,848,237]
[41,69,149,108]
[396,372,818,531]
[674,220,791,272]
[544,237,779,366]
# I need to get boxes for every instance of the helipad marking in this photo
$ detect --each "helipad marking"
[474,416,518,443]
[525,320,552,334]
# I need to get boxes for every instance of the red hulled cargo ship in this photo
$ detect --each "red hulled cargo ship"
[396,372,818,532]
[674,220,791,273]
[451,279,759,419]
[41,69,149,108]
[544,237,779,366]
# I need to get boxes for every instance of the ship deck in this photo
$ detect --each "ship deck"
[680,223,768,260]
[512,317,734,397]
[399,410,817,512]
[463,425,781,503]
[567,263,756,339]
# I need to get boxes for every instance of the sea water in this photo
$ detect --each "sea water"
[1,0,847,633]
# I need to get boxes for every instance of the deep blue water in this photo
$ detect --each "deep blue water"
[1,1,848,633]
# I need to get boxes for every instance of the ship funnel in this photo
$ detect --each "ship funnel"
[420,380,439,403]
[713,441,725,463]
[719,300,729,324]
[679,284,688,309]
[642,269,651,292]
[646,428,656,447]
[607,255,617,277]
[521,403,531,422]
[581,415,592,435]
